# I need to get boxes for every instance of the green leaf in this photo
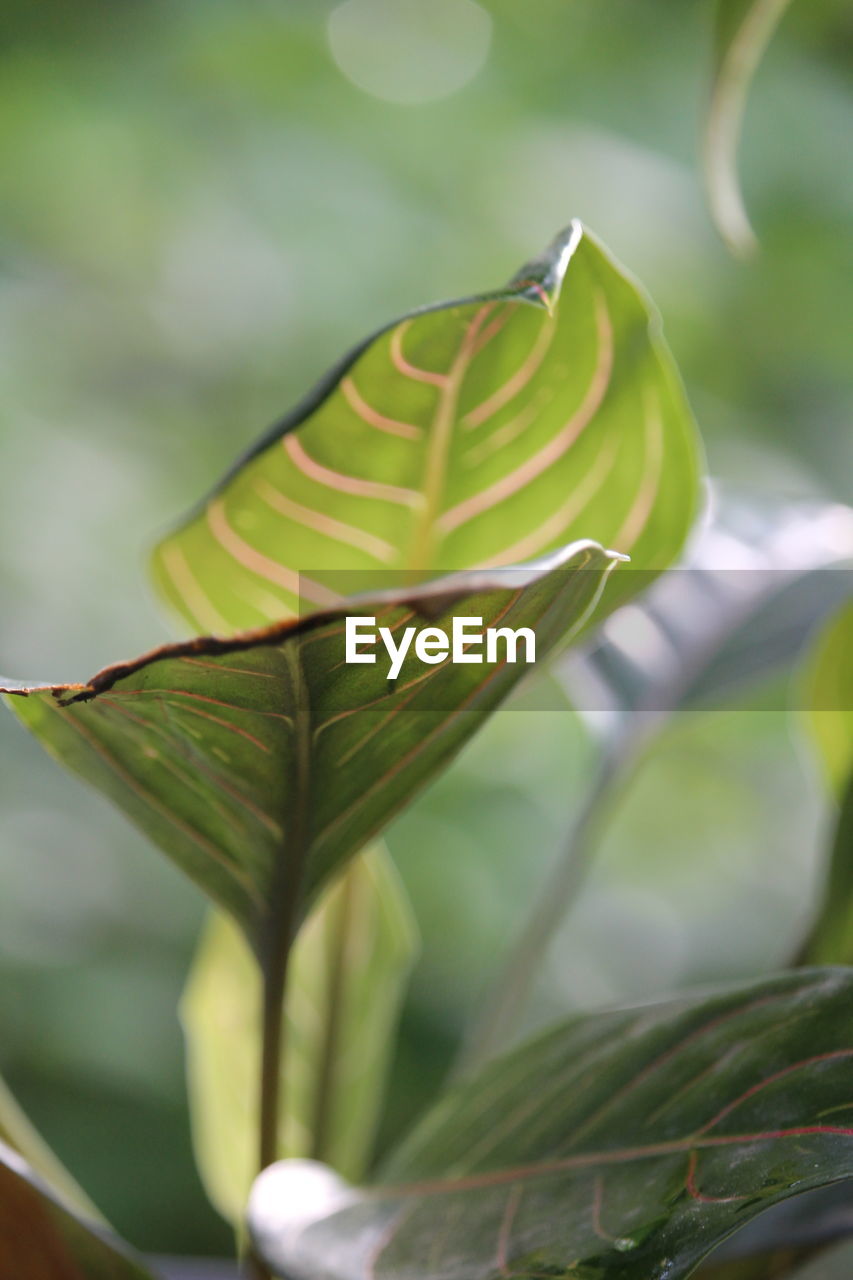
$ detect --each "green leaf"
[182,843,417,1227]
[249,969,853,1280]
[806,601,853,796]
[806,774,853,968]
[150,223,700,633]
[704,0,794,257]
[0,1140,157,1279]
[0,1073,104,1226]
[1,542,619,950]
[802,601,853,966]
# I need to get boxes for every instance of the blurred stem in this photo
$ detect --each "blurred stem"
[456,741,633,1077]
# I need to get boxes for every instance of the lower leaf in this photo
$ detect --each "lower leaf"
[249,969,853,1279]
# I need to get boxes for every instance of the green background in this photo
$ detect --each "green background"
[0,0,850,1257]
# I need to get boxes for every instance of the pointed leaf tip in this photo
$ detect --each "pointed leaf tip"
[507,219,584,312]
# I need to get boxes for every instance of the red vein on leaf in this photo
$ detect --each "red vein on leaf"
[341,376,423,441]
[42,699,260,905]
[158,544,231,634]
[685,1151,750,1206]
[94,702,248,838]
[179,657,279,678]
[568,991,793,1146]
[437,289,613,539]
[469,304,511,360]
[389,321,449,388]
[315,653,512,850]
[496,1184,523,1276]
[284,435,424,509]
[477,436,618,569]
[101,698,282,836]
[611,385,665,553]
[464,313,556,430]
[697,1049,853,1134]
[329,594,522,768]
[376,1124,853,1199]
[206,497,336,607]
[109,689,289,751]
[255,478,396,565]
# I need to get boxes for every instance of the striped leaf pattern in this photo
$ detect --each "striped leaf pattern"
[1,541,619,948]
[182,845,417,1226]
[249,969,853,1280]
[151,223,700,634]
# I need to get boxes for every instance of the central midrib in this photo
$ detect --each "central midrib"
[405,317,482,579]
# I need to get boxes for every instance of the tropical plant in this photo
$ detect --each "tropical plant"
[1,195,852,1280]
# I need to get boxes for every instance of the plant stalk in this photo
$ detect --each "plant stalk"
[455,748,627,1077]
[251,641,313,1280]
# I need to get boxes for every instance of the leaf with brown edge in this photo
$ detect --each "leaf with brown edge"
[0,1141,157,1280]
[0,1072,104,1226]
[248,968,853,1280]
[150,223,700,634]
[1,541,620,953]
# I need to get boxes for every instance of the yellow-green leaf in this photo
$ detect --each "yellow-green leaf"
[249,969,853,1280]
[151,224,700,632]
[182,844,417,1226]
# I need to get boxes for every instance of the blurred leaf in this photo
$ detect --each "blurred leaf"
[249,969,853,1280]
[150,223,700,633]
[182,843,417,1227]
[802,601,853,966]
[1,544,619,950]
[567,496,853,738]
[787,1237,853,1278]
[806,601,853,796]
[462,496,853,1068]
[806,773,853,967]
[704,0,794,256]
[0,1073,104,1226]
[0,1140,157,1279]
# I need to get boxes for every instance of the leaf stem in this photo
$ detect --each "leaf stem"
[251,642,313,1279]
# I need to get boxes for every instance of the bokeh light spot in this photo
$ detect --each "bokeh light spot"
[327,0,492,105]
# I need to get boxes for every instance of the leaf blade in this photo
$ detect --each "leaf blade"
[249,969,853,1280]
[151,225,700,632]
[2,543,620,949]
